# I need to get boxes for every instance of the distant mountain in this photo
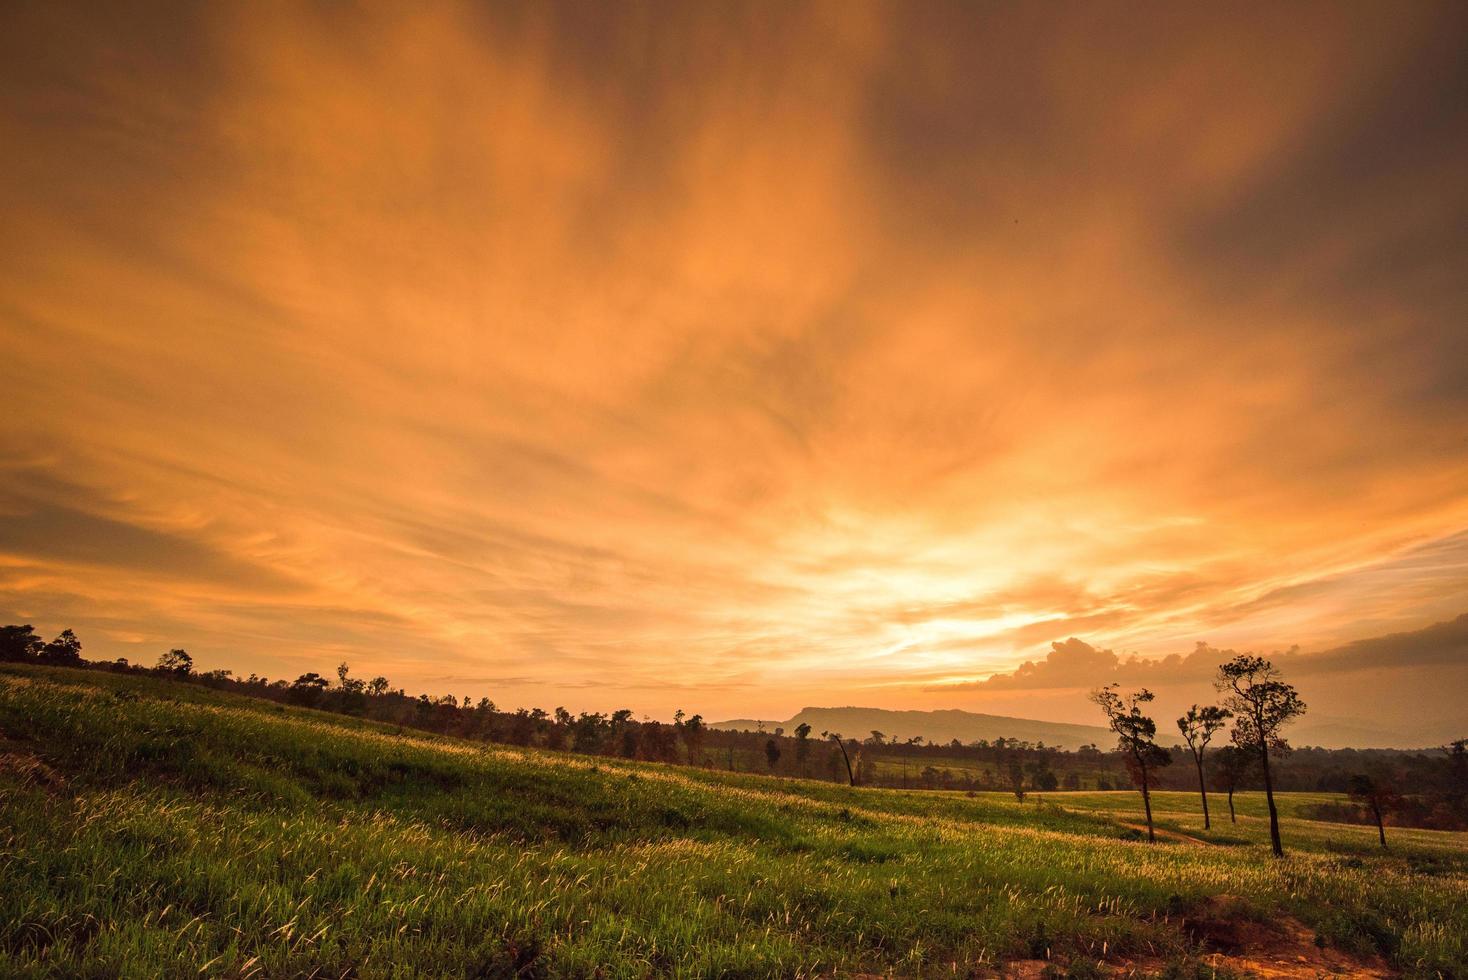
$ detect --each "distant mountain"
[709,706,1112,750]
[1288,717,1453,750]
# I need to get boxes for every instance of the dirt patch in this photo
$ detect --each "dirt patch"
[1184,895,1394,978]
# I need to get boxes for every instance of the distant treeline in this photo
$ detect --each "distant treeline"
[3,623,1465,831]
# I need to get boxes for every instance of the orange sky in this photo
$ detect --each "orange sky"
[2,2,1466,735]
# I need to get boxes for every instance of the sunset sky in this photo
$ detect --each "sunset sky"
[2,2,1466,741]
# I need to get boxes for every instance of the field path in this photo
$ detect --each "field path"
[1117,822,1213,845]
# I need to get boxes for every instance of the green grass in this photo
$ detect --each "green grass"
[1006,790,1468,860]
[2,664,1465,977]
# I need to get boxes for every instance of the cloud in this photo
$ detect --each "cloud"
[934,613,1468,694]
[1,2,1466,720]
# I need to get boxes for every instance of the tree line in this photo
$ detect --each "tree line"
[3,623,1464,843]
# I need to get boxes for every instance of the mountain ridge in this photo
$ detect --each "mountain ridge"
[709,705,1113,750]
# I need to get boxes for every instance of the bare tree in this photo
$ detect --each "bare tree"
[1177,704,1231,830]
[821,731,856,786]
[1090,684,1171,842]
[1217,654,1306,858]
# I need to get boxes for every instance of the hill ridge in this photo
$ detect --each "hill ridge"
[710,704,1112,749]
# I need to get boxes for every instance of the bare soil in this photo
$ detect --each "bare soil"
[1184,895,1394,978]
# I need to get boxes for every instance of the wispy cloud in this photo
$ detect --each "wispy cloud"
[2,1,1466,722]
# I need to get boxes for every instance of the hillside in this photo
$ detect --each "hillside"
[712,705,1113,750]
[2,663,1466,977]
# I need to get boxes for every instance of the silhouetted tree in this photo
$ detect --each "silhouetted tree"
[336,662,365,694]
[1091,684,1171,842]
[794,722,812,774]
[156,648,194,677]
[1217,654,1306,858]
[1445,738,1468,813]
[1348,772,1403,849]
[546,707,571,750]
[507,708,537,746]
[0,625,44,662]
[606,708,633,754]
[765,737,782,771]
[572,711,606,754]
[289,671,329,707]
[333,662,367,714]
[39,628,83,666]
[1177,704,1231,830]
[684,713,706,764]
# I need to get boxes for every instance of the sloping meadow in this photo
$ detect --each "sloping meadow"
[1,665,1464,977]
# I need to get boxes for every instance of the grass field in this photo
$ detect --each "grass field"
[2,664,1465,977]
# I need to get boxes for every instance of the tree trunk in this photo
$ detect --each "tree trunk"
[1194,754,1211,830]
[1140,760,1155,843]
[833,739,856,787]
[1372,800,1387,849]
[1260,744,1283,858]
[1227,787,1236,823]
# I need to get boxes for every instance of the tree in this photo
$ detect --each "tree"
[822,731,856,786]
[288,671,329,707]
[336,662,365,694]
[1445,738,1468,813]
[1348,772,1403,849]
[156,648,194,677]
[1217,654,1306,858]
[1026,759,1058,791]
[683,713,706,764]
[573,712,607,754]
[765,737,782,771]
[0,624,44,662]
[1211,745,1252,823]
[794,722,812,774]
[1005,756,1026,802]
[1091,684,1172,842]
[39,629,83,666]
[1177,704,1231,830]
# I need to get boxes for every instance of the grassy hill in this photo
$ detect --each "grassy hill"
[711,706,1113,750]
[2,664,1465,977]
